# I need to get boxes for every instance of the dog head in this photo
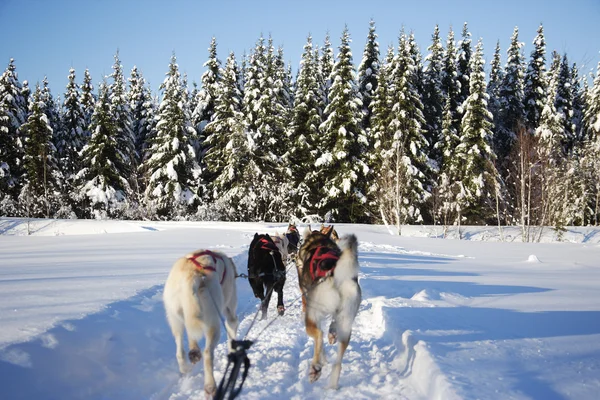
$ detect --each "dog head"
[297,228,340,284]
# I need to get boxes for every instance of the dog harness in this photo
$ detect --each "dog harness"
[309,246,340,281]
[187,250,226,285]
[258,237,279,253]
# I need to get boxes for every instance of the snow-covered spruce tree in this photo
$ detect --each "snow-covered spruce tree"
[496,27,525,165]
[192,38,221,166]
[535,55,565,235]
[200,52,247,216]
[18,84,64,218]
[582,62,600,224]
[319,33,335,110]
[487,40,504,133]
[0,59,27,215]
[241,35,290,221]
[554,54,576,154]
[317,26,368,223]
[41,77,61,138]
[379,31,431,232]
[570,63,585,145]
[441,27,462,149]
[58,68,87,213]
[437,95,463,233]
[201,53,256,221]
[368,45,395,222]
[457,23,472,114]
[76,81,130,219]
[128,66,153,164]
[358,19,380,134]
[457,39,499,225]
[287,35,323,219]
[109,52,136,189]
[523,24,547,132]
[80,68,95,139]
[423,24,445,167]
[141,55,201,220]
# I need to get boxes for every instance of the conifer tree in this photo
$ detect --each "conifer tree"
[380,31,431,230]
[523,24,547,132]
[497,27,525,163]
[80,69,95,139]
[358,19,380,133]
[369,45,395,221]
[571,63,585,144]
[42,77,61,138]
[0,59,27,214]
[458,39,498,224]
[582,61,600,224]
[423,24,445,166]
[288,35,323,218]
[240,35,290,221]
[319,34,335,115]
[203,52,256,220]
[441,28,462,146]
[555,54,575,153]
[109,51,136,181]
[192,37,221,161]
[203,52,245,202]
[18,84,64,218]
[58,68,86,200]
[128,66,153,164]
[77,81,130,219]
[141,55,201,220]
[487,41,504,130]
[457,23,472,112]
[318,26,368,222]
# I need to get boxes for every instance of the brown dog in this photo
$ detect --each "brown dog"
[296,227,361,389]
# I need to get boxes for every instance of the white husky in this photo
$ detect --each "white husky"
[163,249,239,397]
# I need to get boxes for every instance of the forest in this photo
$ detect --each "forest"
[1,21,599,240]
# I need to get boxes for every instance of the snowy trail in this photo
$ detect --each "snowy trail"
[161,246,457,400]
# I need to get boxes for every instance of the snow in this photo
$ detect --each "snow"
[1,218,600,400]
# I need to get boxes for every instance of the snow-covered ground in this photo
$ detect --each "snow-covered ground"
[0,217,599,400]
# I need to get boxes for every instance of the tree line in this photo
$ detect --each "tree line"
[1,21,599,239]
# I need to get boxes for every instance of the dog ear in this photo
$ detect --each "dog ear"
[302,226,312,241]
[254,233,258,239]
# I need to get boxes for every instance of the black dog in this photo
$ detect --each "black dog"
[285,223,301,256]
[247,233,287,319]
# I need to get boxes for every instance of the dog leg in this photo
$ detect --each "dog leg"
[328,318,338,345]
[167,313,189,374]
[276,286,285,316]
[224,306,239,353]
[203,325,219,397]
[305,316,323,383]
[328,339,349,389]
[261,283,274,320]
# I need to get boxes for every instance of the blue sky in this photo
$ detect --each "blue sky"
[1,0,599,95]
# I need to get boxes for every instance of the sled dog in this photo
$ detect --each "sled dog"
[296,227,361,389]
[163,249,238,397]
[248,233,287,319]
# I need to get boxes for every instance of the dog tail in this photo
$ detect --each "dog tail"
[334,234,359,285]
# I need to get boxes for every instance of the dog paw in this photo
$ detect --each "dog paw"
[309,364,322,383]
[277,305,285,316]
[328,332,337,345]
[188,348,202,364]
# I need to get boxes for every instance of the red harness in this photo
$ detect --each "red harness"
[309,246,340,281]
[258,237,279,253]
[187,250,226,285]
